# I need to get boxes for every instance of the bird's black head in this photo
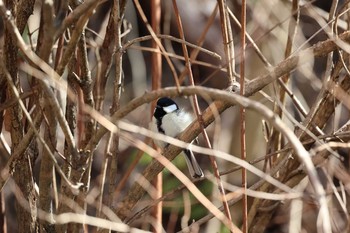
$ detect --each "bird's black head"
[153,97,179,120]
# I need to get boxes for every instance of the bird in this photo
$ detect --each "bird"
[149,97,204,178]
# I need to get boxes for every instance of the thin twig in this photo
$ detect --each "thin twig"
[127,45,225,71]
[122,34,221,60]
[177,4,219,83]
[217,0,235,83]
[151,0,163,232]
[133,0,180,89]
[240,0,247,231]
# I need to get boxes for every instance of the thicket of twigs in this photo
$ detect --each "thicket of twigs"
[0,0,349,232]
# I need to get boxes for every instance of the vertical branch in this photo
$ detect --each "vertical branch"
[78,34,95,148]
[107,0,127,211]
[94,2,126,219]
[64,61,78,177]
[94,1,121,228]
[217,0,235,84]
[55,0,101,77]
[17,0,35,33]
[152,0,162,91]
[151,0,163,232]
[171,1,235,232]
[240,0,247,232]
[324,0,338,83]
[95,3,127,232]
[227,8,308,119]
[0,192,6,233]
[36,1,56,232]
[4,0,23,147]
[95,3,126,232]
[268,0,300,168]
[39,102,57,233]
[56,56,79,233]
[64,0,100,231]
[178,4,219,82]
[69,19,96,233]
[55,1,84,232]
[2,0,37,232]
[50,4,94,229]
[324,0,338,132]
[133,0,180,89]
[2,69,37,233]
[93,1,123,112]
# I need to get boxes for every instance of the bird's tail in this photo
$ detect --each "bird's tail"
[183,149,204,178]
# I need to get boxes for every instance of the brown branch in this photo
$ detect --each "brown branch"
[227,7,308,119]
[268,0,300,167]
[240,0,247,232]
[55,57,80,233]
[36,0,55,61]
[177,3,219,83]
[245,31,350,95]
[0,62,80,192]
[217,0,235,83]
[133,0,180,88]
[0,1,79,159]
[1,0,35,231]
[55,0,102,76]
[104,2,128,231]
[38,103,57,232]
[93,0,127,112]
[151,0,163,232]
[78,35,95,147]
[54,0,106,41]
[17,0,35,33]
[35,3,57,232]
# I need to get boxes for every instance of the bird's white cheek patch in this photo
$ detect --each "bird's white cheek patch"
[163,104,177,113]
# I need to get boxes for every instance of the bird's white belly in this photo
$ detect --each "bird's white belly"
[162,111,193,137]
[149,110,193,148]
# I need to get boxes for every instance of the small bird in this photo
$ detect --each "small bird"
[150,97,204,178]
